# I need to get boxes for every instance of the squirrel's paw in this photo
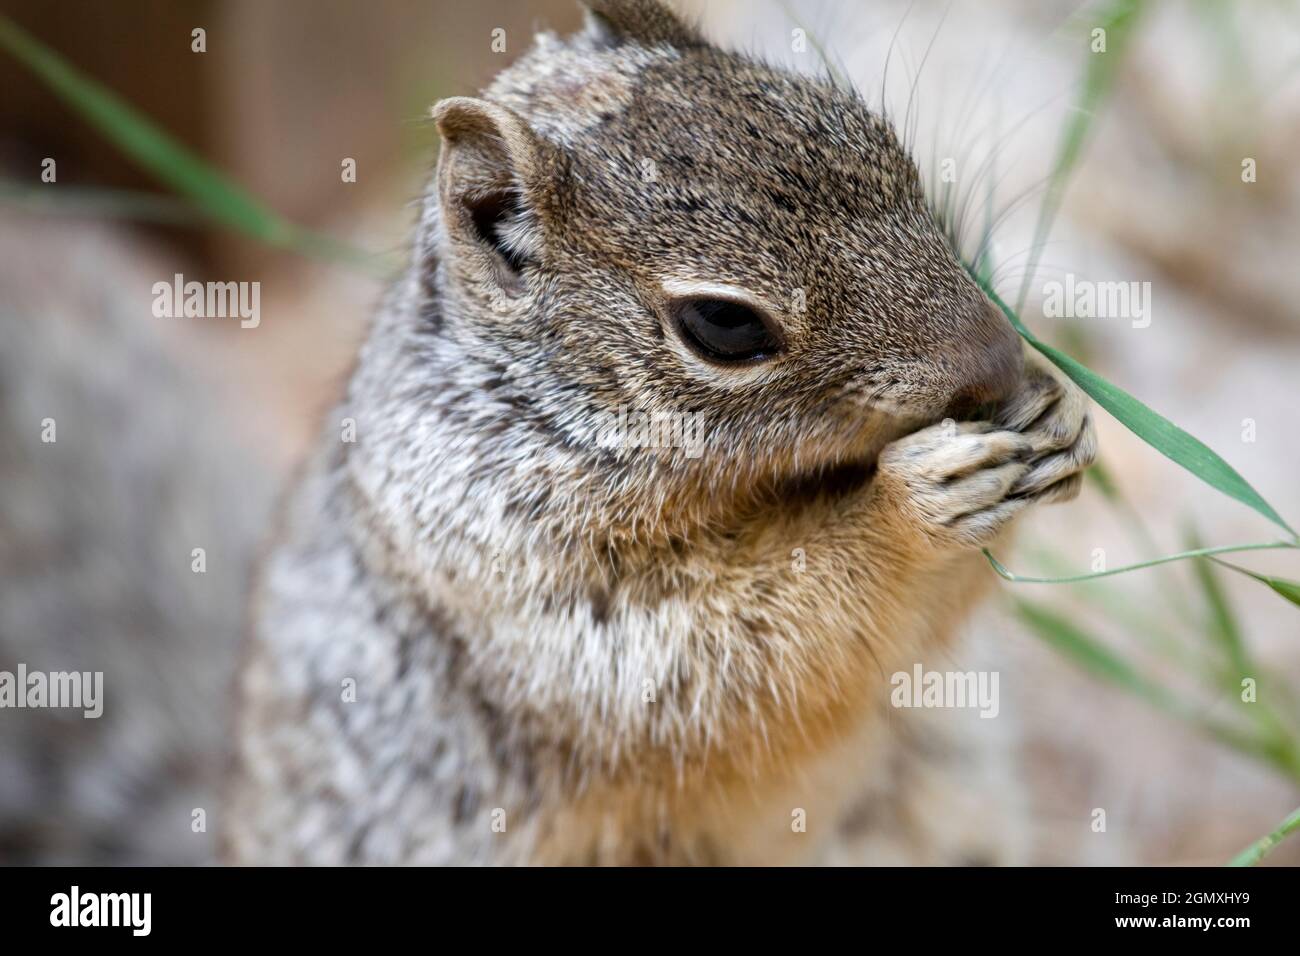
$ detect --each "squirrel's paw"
[995,357,1098,504]
[874,421,1034,550]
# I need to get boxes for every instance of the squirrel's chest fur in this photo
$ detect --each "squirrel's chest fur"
[225,415,1008,865]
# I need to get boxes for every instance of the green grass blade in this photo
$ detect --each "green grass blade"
[0,13,378,271]
[0,13,285,241]
[1189,538,1300,774]
[0,179,199,224]
[1228,804,1300,866]
[1015,0,1145,311]
[985,541,1295,584]
[1013,599,1280,765]
[1265,578,1300,607]
[1093,465,1214,635]
[983,285,1295,537]
[1023,543,1201,668]
[1208,558,1300,610]
[1187,528,1252,680]
[1014,598,1170,703]
[963,0,1291,538]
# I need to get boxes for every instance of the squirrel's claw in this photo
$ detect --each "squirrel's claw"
[873,420,1035,550]
[1003,357,1098,503]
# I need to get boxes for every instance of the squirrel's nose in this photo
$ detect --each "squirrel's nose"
[944,303,1024,418]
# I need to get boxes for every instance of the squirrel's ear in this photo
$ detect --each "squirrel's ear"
[432,97,557,292]
[581,0,702,49]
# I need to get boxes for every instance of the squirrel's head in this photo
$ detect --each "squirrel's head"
[387,0,1023,545]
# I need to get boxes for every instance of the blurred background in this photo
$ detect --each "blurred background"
[1,0,1297,865]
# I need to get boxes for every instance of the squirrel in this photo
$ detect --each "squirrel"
[223,0,1097,865]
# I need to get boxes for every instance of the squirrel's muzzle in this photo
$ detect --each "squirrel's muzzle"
[943,302,1024,419]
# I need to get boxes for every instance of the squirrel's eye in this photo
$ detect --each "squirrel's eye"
[670,297,781,364]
